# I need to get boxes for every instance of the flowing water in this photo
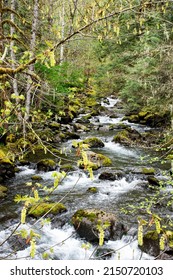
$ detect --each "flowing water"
[0,97,172,260]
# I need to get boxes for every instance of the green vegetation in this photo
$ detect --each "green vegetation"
[0,0,173,260]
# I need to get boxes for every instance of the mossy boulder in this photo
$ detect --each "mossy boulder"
[72,208,126,243]
[142,167,155,175]
[28,202,67,218]
[87,187,98,193]
[139,230,173,258]
[124,109,171,128]
[147,176,160,186]
[82,137,105,148]
[99,172,116,181]
[60,164,75,172]
[112,130,131,145]
[0,149,15,182]
[73,123,90,132]
[79,151,112,170]
[123,114,139,123]
[31,175,43,181]
[37,159,57,172]
[77,114,91,124]
[0,185,8,198]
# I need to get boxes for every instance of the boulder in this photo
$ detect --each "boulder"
[139,230,173,258]
[37,159,57,172]
[112,128,142,146]
[28,202,67,218]
[0,185,8,198]
[78,151,112,170]
[72,208,126,243]
[99,172,116,181]
[82,137,105,148]
[0,149,15,182]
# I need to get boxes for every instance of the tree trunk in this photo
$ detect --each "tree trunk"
[25,0,39,121]
[60,0,65,64]
[10,0,18,96]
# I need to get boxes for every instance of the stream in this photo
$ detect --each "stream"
[0,97,172,260]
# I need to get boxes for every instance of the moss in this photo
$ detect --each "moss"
[138,111,148,118]
[97,153,112,166]
[31,175,43,181]
[166,154,173,160]
[79,152,112,170]
[144,230,159,241]
[0,185,8,198]
[72,209,98,224]
[0,185,8,192]
[60,164,75,172]
[82,137,105,148]
[87,187,98,193]
[37,159,57,171]
[0,149,12,164]
[113,130,130,143]
[123,114,139,123]
[29,202,67,218]
[142,167,155,175]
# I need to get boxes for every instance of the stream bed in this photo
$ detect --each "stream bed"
[0,97,172,260]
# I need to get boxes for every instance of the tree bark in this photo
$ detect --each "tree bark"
[10,0,18,96]
[25,0,39,121]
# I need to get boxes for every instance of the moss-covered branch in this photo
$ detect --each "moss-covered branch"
[2,19,28,40]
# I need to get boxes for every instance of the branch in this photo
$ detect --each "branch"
[0,35,28,49]
[2,7,31,25]
[0,46,8,61]
[2,19,29,41]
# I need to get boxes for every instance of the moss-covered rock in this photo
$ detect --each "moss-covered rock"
[37,159,57,172]
[139,230,173,258]
[147,176,160,186]
[31,175,43,181]
[142,167,155,175]
[60,164,75,172]
[124,109,171,128]
[72,208,126,243]
[0,185,8,198]
[87,187,98,193]
[113,130,131,145]
[82,137,105,148]
[123,114,139,123]
[28,202,67,218]
[0,149,15,182]
[79,151,112,170]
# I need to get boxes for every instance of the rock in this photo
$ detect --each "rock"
[123,109,171,128]
[71,208,126,243]
[142,167,155,175]
[60,164,75,172]
[109,123,129,131]
[73,123,90,132]
[82,137,105,148]
[37,159,57,172]
[31,175,43,181]
[112,128,142,146]
[139,230,173,258]
[63,132,80,140]
[77,114,91,124]
[99,172,116,181]
[87,187,98,193]
[79,151,112,170]
[28,202,67,218]
[0,149,15,181]
[147,176,160,186]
